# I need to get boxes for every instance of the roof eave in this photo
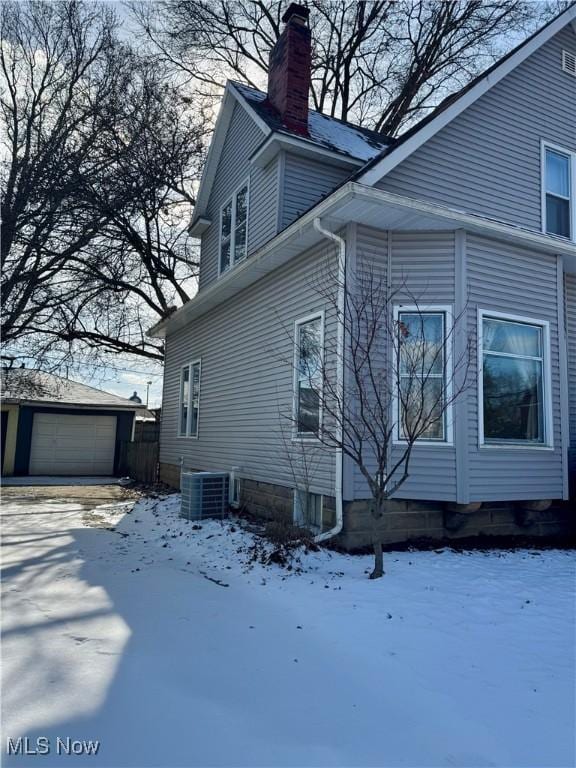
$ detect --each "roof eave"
[187,216,211,237]
[15,400,145,410]
[357,4,576,187]
[149,182,576,338]
[251,132,366,169]
[189,83,272,227]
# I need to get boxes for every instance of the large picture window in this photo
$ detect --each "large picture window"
[480,314,549,445]
[543,143,574,240]
[397,309,449,442]
[219,182,249,273]
[294,314,323,436]
[178,360,201,437]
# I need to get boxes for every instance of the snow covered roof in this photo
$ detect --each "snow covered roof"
[231,81,390,163]
[0,369,144,409]
[189,80,391,232]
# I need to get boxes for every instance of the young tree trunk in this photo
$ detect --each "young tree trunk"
[369,499,384,579]
[370,539,384,580]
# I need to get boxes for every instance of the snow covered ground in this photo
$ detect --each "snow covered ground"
[2,492,575,767]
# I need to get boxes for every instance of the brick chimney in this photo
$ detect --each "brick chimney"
[267,3,311,136]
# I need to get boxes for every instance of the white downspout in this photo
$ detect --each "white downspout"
[313,218,345,543]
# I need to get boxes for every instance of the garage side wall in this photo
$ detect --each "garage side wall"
[14,407,135,476]
[1,405,19,476]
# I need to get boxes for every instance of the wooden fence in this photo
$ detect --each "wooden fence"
[118,441,159,484]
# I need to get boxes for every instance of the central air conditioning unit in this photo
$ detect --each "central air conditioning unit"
[180,471,230,521]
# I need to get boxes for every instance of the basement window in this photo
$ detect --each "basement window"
[294,490,322,533]
[219,181,249,274]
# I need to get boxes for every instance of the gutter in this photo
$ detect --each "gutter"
[312,218,345,544]
[150,183,576,339]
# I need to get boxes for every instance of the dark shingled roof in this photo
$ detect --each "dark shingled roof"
[232,81,391,163]
[0,369,144,409]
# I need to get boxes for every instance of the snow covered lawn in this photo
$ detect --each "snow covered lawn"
[2,493,575,767]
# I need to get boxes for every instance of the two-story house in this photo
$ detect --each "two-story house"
[150,3,576,549]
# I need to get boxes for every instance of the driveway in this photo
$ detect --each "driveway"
[1,490,139,766]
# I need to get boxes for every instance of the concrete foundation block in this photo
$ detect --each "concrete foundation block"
[443,510,469,532]
[157,464,573,550]
[445,501,483,514]
[520,499,553,513]
[159,462,181,489]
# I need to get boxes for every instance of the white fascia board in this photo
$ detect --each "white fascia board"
[188,83,272,230]
[18,401,144,411]
[228,82,274,136]
[150,182,576,338]
[251,133,364,169]
[358,6,576,187]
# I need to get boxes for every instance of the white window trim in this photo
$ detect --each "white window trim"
[292,311,325,441]
[177,359,201,438]
[541,140,576,243]
[293,488,323,532]
[392,304,454,447]
[477,309,553,450]
[218,178,250,275]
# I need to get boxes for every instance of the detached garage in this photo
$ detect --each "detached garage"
[1,369,143,477]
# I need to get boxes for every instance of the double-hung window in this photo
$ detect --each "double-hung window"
[396,308,450,442]
[294,314,323,437]
[219,182,248,273]
[480,313,550,446]
[178,360,201,437]
[543,143,575,240]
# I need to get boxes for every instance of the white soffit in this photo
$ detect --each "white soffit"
[151,183,576,337]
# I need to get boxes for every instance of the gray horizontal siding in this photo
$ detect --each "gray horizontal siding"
[198,112,351,292]
[377,26,576,234]
[281,152,349,230]
[352,228,565,503]
[565,272,576,474]
[249,157,280,252]
[353,227,457,501]
[467,235,563,501]
[161,242,338,497]
[198,103,269,290]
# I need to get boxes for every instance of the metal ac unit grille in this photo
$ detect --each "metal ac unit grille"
[181,471,230,521]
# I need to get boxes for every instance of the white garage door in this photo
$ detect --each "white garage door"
[29,413,117,476]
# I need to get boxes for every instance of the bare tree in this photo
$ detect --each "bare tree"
[1,0,204,367]
[286,255,471,579]
[133,0,551,133]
